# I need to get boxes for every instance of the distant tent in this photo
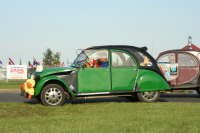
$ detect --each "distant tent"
[182,44,200,50]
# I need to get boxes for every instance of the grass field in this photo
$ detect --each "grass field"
[0,79,199,132]
[0,102,200,133]
[0,79,25,89]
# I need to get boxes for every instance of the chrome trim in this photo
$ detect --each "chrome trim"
[77,92,110,96]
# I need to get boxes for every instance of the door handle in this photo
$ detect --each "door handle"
[134,69,138,71]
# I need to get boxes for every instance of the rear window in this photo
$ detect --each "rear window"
[157,53,175,63]
[178,54,198,67]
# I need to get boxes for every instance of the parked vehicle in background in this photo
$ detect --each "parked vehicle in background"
[156,49,200,95]
[21,45,170,106]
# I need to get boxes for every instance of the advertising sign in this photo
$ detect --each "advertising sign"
[7,65,27,79]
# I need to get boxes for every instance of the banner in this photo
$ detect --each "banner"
[7,65,27,79]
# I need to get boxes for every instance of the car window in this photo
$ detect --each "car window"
[136,52,152,66]
[197,53,200,60]
[157,53,176,63]
[111,51,136,67]
[88,50,108,59]
[86,50,109,68]
[178,53,198,67]
[72,51,88,67]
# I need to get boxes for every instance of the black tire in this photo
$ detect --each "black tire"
[196,88,200,95]
[137,91,160,103]
[41,84,66,106]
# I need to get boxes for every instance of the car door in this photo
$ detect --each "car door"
[156,52,178,85]
[111,50,138,91]
[177,52,199,87]
[77,50,111,93]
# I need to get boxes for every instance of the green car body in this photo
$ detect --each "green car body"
[21,45,171,106]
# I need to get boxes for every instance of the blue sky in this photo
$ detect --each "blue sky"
[0,0,200,66]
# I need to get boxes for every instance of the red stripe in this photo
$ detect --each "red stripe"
[159,66,165,75]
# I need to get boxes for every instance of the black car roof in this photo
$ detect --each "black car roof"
[85,45,137,49]
[85,45,147,51]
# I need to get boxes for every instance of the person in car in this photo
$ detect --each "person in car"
[99,52,109,67]
[85,52,103,68]
[86,52,109,68]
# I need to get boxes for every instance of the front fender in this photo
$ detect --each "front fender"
[34,76,75,97]
[136,69,171,92]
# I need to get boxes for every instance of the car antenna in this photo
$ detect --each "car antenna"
[151,36,155,55]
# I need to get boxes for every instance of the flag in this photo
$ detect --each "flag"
[0,61,2,65]
[28,61,33,67]
[19,58,22,65]
[8,58,15,65]
[61,62,65,67]
[33,58,38,65]
[46,59,51,65]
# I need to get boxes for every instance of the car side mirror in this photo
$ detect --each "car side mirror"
[80,64,86,70]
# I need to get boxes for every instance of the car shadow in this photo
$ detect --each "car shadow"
[23,100,41,104]
[23,97,133,105]
[22,93,200,105]
[67,97,130,104]
[160,93,200,98]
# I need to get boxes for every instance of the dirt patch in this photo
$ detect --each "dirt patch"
[0,89,20,92]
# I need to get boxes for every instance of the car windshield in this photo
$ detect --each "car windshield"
[71,50,94,68]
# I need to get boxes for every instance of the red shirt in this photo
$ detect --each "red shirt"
[93,60,102,67]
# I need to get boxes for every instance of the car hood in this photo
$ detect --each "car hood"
[33,67,76,78]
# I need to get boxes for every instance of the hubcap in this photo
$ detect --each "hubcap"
[45,88,62,105]
[141,91,157,100]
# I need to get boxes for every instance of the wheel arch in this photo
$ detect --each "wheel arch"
[34,76,75,100]
[136,69,171,92]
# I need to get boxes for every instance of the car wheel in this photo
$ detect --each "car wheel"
[41,84,66,106]
[196,88,200,95]
[137,91,160,103]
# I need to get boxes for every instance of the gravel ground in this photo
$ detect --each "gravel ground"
[0,89,20,92]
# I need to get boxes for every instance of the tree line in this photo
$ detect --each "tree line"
[43,48,62,68]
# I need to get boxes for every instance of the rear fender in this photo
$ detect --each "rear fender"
[136,69,171,92]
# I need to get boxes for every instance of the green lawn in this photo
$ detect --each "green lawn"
[0,79,25,89]
[0,102,199,133]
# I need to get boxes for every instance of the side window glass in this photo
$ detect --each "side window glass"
[157,53,175,63]
[86,50,109,68]
[197,53,200,60]
[136,52,152,66]
[178,54,197,67]
[111,51,136,67]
